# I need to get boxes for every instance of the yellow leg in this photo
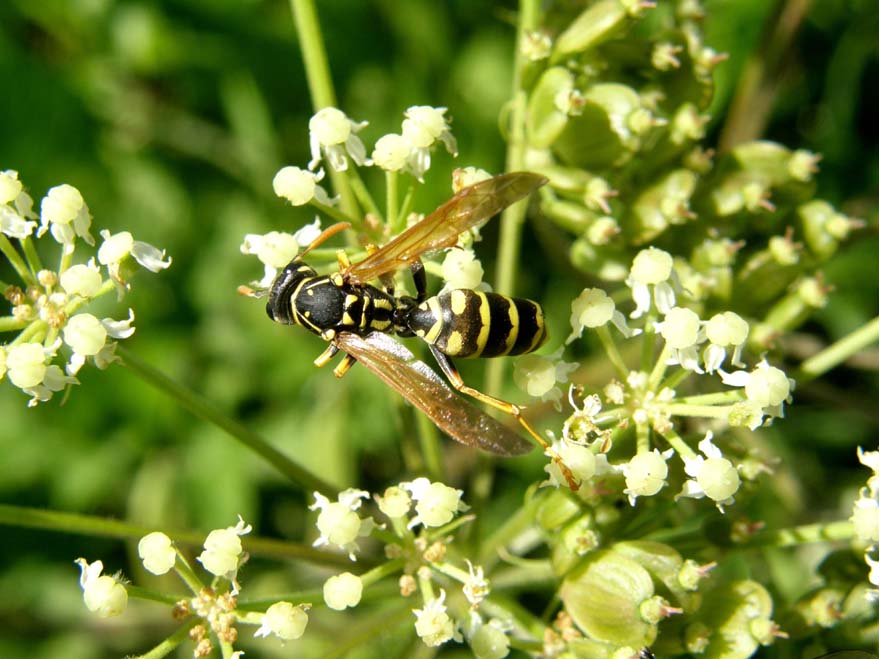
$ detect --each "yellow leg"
[428,347,580,490]
[314,344,340,368]
[333,354,357,378]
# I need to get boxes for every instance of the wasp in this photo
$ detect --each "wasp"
[264,172,568,471]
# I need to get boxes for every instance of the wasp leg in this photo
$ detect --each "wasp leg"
[428,345,579,490]
[409,259,426,303]
[314,344,340,368]
[336,248,351,271]
[333,353,357,378]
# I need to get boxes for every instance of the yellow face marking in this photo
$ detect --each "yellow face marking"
[450,289,468,315]
[445,330,464,355]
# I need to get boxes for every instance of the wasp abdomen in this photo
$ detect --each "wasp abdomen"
[407,289,547,358]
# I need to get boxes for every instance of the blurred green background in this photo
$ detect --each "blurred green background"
[0,1,877,657]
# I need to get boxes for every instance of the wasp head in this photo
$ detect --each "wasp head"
[265,258,316,324]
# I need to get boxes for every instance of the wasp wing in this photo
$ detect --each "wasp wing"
[344,172,547,284]
[335,332,533,456]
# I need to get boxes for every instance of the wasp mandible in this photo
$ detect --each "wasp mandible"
[265,172,567,468]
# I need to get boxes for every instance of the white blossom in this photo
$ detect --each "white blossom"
[310,489,374,560]
[39,184,94,253]
[401,106,457,180]
[372,134,412,172]
[138,532,176,575]
[254,601,310,641]
[75,558,127,618]
[308,107,370,172]
[60,261,103,298]
[402,478,468,529]
[626,247,676,318]
[323,572,363,610]
[678,433,741,511]
[273,166,334,206]
[623,449,673,505]
[513,347,579,409]
[196,516,252,594]
[413,590,461,647]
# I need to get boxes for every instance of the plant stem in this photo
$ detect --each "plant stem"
[796,315,879,383]
[0,316,27,332]
[386,170,399,233]
[485,0,542,399]
[0,503,358,567]
[116,346,339,497]
[135,619,199,659]
[0,234,35,286]
[289,0,356,218]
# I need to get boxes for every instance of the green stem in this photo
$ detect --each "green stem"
[656,425,697,461]
[172,552,206,595]
[116,346,339,497]
[595,325,629,378]
[674,390,743,405]
[796,315,879,383]
[289,0,356,218]
[397,180,417,226]
[386,170,399,233]
[0,316,27,332]
[415,411,444,483]
[125,584,181,606]
[20,236,44,275]
[662,403,736,419]
[309,198,359,227]
[646,341,672,391]
[485,0,542,400]
[346,165,383,221]
[0,503,357,568]
[134,619,199,659]
[0,234,35,286]
[748,520,854,548]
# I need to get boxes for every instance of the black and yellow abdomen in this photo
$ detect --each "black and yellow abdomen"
[406,289,547,358]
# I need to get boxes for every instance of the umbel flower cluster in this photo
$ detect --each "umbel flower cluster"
[0,170,171,405]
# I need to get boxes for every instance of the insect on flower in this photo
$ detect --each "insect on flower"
[255,173,575,483]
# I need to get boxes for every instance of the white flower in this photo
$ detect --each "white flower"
[401,106,457,180]
[196,516,252,594]
[138,532,176,575]
[273,166,334,206]
[310,489,374,560]
[452,167,492,193]
[413,590,461,647]
[308,107,370,172]
[521,30,552,61]
[703,311,749,373]
[38,184,94,252]
[440,250,484,292]
[463,561,490,608]
[513,348,579,409]
[97,229,171,289]
[542,437,596,488]
[75,558,127,618]
[20,363,78,407]
[678,433,741,511]
[241,221,323,288]
[5,342,49,389]
[402,478,468,529]
[60,261,103,298]
[627,247,676,318]
[657,306,704,373]
[254,601,310,640]
[63,310,135,375]
[623,449,673,505]
[567,287,638,343]
[851,495,879,544]
[375,486,411,519]
[372,134,412,172]
[323,572,363,610]
[720,359,794,418]
[0,169,25,205]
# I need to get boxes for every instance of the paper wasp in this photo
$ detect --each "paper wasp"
[264,172,564,465]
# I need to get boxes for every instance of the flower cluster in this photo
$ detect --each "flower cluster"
[851,447,879,600]
[77,517,312,656]
[514,246,791,511]
[1,171,171,405]
[306,480,513,655]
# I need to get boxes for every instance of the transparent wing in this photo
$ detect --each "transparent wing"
[344,172,547,283]
[334,332,533,456]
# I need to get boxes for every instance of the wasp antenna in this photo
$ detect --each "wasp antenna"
[299,221,352,258]
[238,284,268,299]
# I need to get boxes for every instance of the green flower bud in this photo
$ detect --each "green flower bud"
[560,550,656,646]
[695,580,775,659]
[630,169,697,242]
[570,238,631,281]
[527,67,575,148]
[553,516,601,575]
[553,84,647,170]
[553,0,652,59]
[798,199,861,261]
[536,488,582,530]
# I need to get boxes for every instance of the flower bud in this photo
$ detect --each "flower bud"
[255,601,310,640]
[138,532,176,575]
[323,572,363,610]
